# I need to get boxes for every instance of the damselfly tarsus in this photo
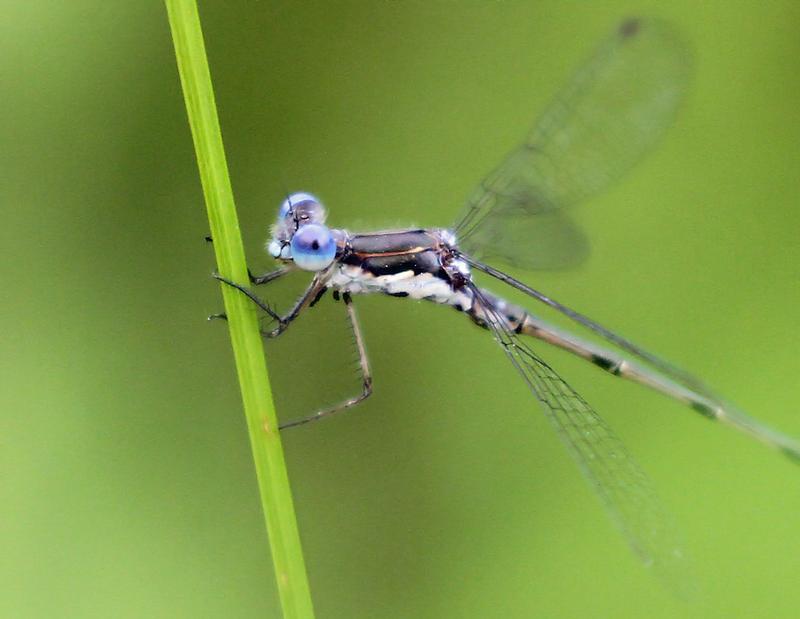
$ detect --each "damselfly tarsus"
[214,18,800,589]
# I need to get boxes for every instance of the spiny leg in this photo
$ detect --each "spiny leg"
[211,273,281,323]
[213,273,326,338]
[209,267,292,321]
[280,293,373,430]
[250,266,291,285]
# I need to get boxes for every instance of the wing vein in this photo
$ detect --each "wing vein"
[454,19,691,270]
[467,282,691,594]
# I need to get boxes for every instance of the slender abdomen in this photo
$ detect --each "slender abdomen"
[463,288,529,333]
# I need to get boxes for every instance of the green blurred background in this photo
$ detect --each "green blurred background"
[3,2,800,617]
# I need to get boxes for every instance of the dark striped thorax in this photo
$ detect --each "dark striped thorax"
[325,228,473,306]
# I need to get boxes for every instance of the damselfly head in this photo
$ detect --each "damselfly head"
[266,192,336,271]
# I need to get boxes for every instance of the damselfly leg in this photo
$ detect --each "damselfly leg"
[208,267,291,321]
[214,276,374,429]
[250,266,292,286]
[213,273,326,338]
[279,293,373,430]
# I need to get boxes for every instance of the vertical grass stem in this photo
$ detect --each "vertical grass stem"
[164,2,315,617]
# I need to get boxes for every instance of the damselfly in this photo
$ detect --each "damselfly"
[214,18,800,587]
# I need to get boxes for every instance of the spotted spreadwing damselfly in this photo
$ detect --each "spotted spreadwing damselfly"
[213,18,800,591]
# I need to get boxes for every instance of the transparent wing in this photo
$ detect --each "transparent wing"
[464,209,590,271]
[455,18,692,269]
[469,283,691,593]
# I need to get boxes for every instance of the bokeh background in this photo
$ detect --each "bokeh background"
[4,2,800,618]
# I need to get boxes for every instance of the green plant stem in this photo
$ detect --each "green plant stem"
[164,2,315,617]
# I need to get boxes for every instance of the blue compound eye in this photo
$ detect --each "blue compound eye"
[290,224,336,271]
[279,192,321,219]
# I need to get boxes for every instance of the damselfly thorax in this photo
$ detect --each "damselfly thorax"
[329,229,470,302]
[327,229,530,332]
